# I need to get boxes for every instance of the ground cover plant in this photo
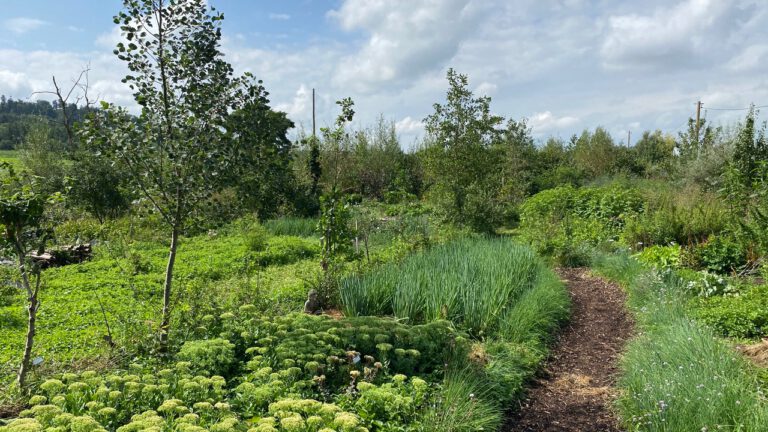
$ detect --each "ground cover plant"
[1,233,569,431]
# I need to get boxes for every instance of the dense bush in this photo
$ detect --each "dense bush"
[692,234,746,274]
[519,184,643,260]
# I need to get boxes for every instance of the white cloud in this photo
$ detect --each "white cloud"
[528,111,579,134]
[0,70,28,92]
[269,13,290,21]
[328,0,485,92]
[474,82,497,97]
[727,44,768,72]
[5,17,48,34]
[0,49,132,108]
[600,0,755,70]
[395,116,423,134]
[275,85,311,120]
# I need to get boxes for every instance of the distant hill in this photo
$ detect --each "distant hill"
[0,96,93,150]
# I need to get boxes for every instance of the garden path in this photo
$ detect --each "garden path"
[503,268,633,432]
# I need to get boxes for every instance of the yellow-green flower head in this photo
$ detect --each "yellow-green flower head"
[97,407,118,418]
[192,402,213,412]
[85,401,104,411]
[214,402,231,411]
[177,413,200,424]
[333,412,361,429]
[280,415,306,432]
[67,382,89,393]
[69,415,102,431]
[81,371,97,380]
[28,395,47,406]
[1,418,44,432]
[40,379,64,394]
[61,373,78,383]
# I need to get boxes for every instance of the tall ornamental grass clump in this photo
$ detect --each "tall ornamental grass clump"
[263,217,319,238]
[340,238,557,338]
[593,253,768,431]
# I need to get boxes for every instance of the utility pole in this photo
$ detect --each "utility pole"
[695,100,702,143]
[312,88,316,138]
[627,130,631,147]
[695,100,702,159]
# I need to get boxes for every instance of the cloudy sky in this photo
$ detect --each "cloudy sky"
[1,0,766,147]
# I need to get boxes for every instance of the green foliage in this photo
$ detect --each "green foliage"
[617,317,767,431]
[635,245,682,270]
[690,285,768,338]
[420,370,502,432]
[692,235,746,274]
[245,222,270,253]
[18,122,67,196]
[731,106,768,187]
[318,190,354,269]
[226,98,295,220]
[66,151,131,223]
[518,184,643,259]
[177,339,236,378]
[421,69,505,233]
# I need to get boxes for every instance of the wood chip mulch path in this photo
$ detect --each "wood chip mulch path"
[503,268,634,432]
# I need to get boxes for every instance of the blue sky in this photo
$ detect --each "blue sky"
[1,0,767,147]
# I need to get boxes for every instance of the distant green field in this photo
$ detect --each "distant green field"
[0,150,21,168]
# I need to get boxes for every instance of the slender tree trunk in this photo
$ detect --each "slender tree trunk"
[16,242,38,389]
[159,228,179,345]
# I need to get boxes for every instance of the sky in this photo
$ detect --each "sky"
[1,0,767,148]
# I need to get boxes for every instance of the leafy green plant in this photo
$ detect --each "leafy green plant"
[177,339,236,378]
[635,244,682,269]
[692,235,746,274]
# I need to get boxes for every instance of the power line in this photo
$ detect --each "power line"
[704,104,768,111]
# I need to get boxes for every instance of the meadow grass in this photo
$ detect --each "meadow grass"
[263,216,318,237]
[0,228,321,396]
[593,253,768,431]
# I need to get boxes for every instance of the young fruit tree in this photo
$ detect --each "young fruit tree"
[80,0,269,345]
[0,164,58,388]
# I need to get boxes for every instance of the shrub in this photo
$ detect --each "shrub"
[246,223,270,253]
[177,339,236,377]
[692,235,746,274]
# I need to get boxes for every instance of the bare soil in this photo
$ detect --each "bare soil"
[503,268,633,432]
